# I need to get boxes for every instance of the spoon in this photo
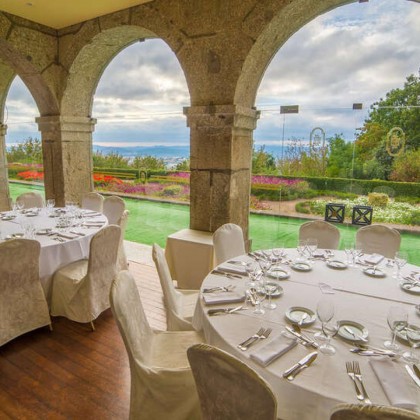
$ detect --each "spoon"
[298,313,308,326]
[344,326,368,343]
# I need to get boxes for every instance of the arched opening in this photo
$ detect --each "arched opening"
[242,0,420,262]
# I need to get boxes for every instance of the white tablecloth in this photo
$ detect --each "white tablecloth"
[193,249,420,420]
[0,209,107,301]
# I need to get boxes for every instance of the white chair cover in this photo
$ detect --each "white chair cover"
[103,195,125,224]
[116,209,129,272]
[299,220,341,249]
[51,225,121,323]
[187,343,277,420]
[16,192,44,208]
[213,223,246,266]
[0,239,51,346]
[81,192,104,212]
[110,270,203,420]
[356,224,401,258]
[152,244,198,331]
[330,403,420,420]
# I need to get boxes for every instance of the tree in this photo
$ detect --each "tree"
[92,151,129,168]
[390,149,420,182]
[252,145,277,174]
[355,74,420,179]
[175,158,190,171]
[6,137,42,164]
[131,155,165,170]
[325,134,355,178]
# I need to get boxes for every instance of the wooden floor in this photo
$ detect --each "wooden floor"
[0,260,166,420]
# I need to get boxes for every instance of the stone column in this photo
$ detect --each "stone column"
[0,123,11,210]
[36,116,96,207]
[184,104,260,242]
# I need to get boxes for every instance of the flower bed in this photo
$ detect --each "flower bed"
[17,170,44,182]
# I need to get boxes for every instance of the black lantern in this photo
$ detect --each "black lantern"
[325,203,345,223]
[352,205,373,226]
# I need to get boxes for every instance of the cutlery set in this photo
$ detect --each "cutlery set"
[283,351,318,381]
[207,305,246,316]
[203,285,235,293]
[237,327,272,351]
[211,269,243,279]
[346,361,371,404]
[405,364,420,388]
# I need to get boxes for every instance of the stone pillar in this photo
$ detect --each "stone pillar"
[0,123,11,210]
[184,105,260,242]
[36,116,96,207]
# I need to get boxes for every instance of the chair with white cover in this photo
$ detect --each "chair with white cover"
[0,239,51,346]
[103,196,128,271]
[299,220,340,249]
[81,192,104,212]
[152,243,198,331]
[213,223,246,266]
[51,225,121,330]
[330,403,420,420]
[110,270,203,420]
[187,343,277,420]
[355,224,401,258]
[16,191,44,209]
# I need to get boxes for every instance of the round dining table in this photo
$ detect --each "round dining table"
[193,249,420,420]
[0,208,107,302]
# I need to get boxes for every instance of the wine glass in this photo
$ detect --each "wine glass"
[402,324,420,363]
[315,298,334,342]
[319,320,339,355]
[245,261,259,287]
[297,239,307,259]
[343,241,354,266]
[393,251,407,280]
[306,238,318,260]
[263,283,277,310]
[249,287,266,315]
[384,306,408,350]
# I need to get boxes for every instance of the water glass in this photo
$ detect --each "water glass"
[315,297,334,342]
[343,241,354,266]
[263,283,277,310]
[306,238,318,260]
[393,251,407,280]
[297,239,307,259]
[402,324,420,363]
[384,306,408,351]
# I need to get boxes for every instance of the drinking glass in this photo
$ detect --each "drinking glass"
[393,251,407,280]
[319,321,339,355]
[245,261,259,287]
[343,241,354,266]
[297,239,307,259]
[402,324,420,363]
[384,306,408,350]
[249,287,266,315]
[315,298,334,342]
[46,198,55,211]
[306,238,318,260]
[263,283,277,310]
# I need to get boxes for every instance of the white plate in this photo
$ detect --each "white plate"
[25,213,38,217]
[291,261,312,272]
[326,260,348,270]
[338,320,369,342]
[396,324,420,343]
[400,282,420,295]
[285,306,316,326]
[5,233,24,240]
[37,228,53,235]
[266,267,290,280]
[258,282,283,298]
[363,267,386,278]
[1,215,16,221]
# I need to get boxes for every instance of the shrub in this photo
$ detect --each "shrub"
[410,210,420,226]
[93,174,123,187]
[295,201,311,214]
[368,192,389,208]
[249,196,272,211]
[161,185,183,197]
[17,170,44,181]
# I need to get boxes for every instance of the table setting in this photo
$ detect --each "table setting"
[192,244,420,419]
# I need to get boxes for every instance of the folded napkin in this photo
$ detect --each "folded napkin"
[364,253,384,265]
[218,264,247,276]
[250,335,297,367]
[57,232,79,240]
[202,292,245,306]
[82,210,102,216]
[369,357,418,411]
[312,250,326,258]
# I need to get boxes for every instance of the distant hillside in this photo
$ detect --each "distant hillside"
[93,145,190,158]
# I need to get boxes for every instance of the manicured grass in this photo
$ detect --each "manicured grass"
[9,182,420,265]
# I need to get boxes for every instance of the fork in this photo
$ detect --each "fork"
[353,362,372,405]
[237,327,265,350]
[238,328,272,351]
[346,362,364,401]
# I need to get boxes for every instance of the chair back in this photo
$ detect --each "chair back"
[110,270,153,366]
[299,220,340,249]
[0,239,51,346]
[16,192,44,208]
[330,403,420,419]
[116,210,129,271]
[103,196,125,224]
[187,344,277,420]
[86,225,121,315]
[356,224,401,258]
[81,192,104,212]
[152,244,186,328]
[213,223,246,265]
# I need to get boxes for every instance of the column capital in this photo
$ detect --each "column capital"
[36,116,97,134]
[183,104,260,131]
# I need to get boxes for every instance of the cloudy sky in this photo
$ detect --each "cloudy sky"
[4,0,420,149]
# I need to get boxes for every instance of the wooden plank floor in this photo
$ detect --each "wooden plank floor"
[0,260,166,420]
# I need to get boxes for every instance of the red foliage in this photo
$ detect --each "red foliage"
[17,170,44,181]
[93,174,123,185]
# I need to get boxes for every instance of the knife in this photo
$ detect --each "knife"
[207,305,245,316]
[285,327,319,349]
[283,351,318,379]
[405,365,420,388]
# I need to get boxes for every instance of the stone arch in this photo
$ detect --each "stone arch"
[234,0,355,108]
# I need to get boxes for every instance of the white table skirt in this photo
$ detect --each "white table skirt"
[1,209,107,301]
[193,249,420,420]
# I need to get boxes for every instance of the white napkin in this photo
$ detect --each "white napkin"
[364,253,384,265]
[250,336,297,367]
[312,250,326,258]
[369,358,418,411]
[218,264,247,276]
[57,232,79,240]
[202,292,245,306]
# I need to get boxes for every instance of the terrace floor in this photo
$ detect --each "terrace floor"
[0,241,165,420]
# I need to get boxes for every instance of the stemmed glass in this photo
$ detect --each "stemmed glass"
[384,306,408,351]
[343,241,354,266]
[297,239,307,259]
[249,287,266,315]
[263,283,277,310]
[402,324,420,363]
[315,298,335,343]
[306,238,318,260]
[393,251,407,280]
[245,261,259,288]
[46,199,55,213]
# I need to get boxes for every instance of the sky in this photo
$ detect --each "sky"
[4,0,420,150]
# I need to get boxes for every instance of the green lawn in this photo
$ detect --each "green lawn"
[9,182,420,265]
